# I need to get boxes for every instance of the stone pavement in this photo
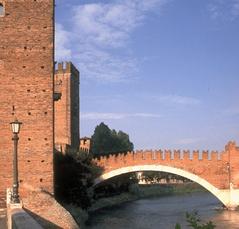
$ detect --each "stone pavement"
[0,208,7,229]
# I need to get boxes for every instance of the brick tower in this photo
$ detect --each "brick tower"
[0,0,54,206]
[54,62,80,153]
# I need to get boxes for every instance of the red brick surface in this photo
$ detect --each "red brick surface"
[54,62,80,153]
[0,0,54,206]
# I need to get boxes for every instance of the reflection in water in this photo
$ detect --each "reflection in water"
[211,210,239,229]
[86,192,239,229]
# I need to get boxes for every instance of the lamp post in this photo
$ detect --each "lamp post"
[10,119,22,204]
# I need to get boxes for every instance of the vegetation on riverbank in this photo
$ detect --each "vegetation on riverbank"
[175,212,216,229]
[90,183,206,210]
[89,192,138,212]
[136,183,206,198]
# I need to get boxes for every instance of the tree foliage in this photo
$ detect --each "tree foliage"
[94,173,138,199]
[175,212,216,229]
[185,212,216,229]
[54,149,102,209]
[91,122,134,155]
[142,171,190,183]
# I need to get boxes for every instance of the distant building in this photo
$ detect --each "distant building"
[136,172,186,185]
[54,62,80,153]
[80,137,91,153]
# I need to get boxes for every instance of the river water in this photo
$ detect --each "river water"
[86,192,239,229]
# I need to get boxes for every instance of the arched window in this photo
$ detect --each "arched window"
[0,3,4,16]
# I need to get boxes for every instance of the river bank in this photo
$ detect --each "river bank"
[85,192,239,229]
[90,183,205,212]
[136,183,205,197]
[65,183,206,228]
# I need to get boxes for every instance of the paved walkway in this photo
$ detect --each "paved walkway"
[0,208,7,229]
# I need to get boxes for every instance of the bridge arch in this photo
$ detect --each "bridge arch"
[94,165,230,207]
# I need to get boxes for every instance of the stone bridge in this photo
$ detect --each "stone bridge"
[93,141,239,210]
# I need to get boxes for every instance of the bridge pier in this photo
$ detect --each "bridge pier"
[218,189,239,210]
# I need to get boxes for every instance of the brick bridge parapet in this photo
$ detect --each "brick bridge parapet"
[93,141,239,209]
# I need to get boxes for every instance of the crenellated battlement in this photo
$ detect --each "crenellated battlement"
[55,62,79,75]
[94,148,223,163]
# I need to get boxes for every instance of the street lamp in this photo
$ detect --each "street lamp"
[10,119,22,204]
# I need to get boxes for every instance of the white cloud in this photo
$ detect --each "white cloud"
[73,3,134,48]
[73,0,164,48]
[223,107,239,116]
[157,95,201,105]
[75,49,138,82]
[208,4,220,19]
[82,94,201,106]
[232,0,239,16]
[207,0,239,20]
[55,23,72,61]
[133,113,162,118]
[55,0,167,82]
[175,138,201,145]
[81,112,161,120]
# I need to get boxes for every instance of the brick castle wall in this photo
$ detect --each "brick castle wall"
[54,62,80,153]
[0,0,54,206]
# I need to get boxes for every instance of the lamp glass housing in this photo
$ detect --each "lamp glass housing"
[10,120,22,134]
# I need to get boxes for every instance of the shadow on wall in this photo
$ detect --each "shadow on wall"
[54,149,103,209]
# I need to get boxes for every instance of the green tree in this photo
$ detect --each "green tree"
[54,149,102,209]
[91,122,134,155]
[91,122,113,155]
[185,212,215,229]
[117,130,134,152]
[94,172,138,199]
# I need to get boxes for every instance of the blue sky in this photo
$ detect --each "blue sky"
[55,0,239,151]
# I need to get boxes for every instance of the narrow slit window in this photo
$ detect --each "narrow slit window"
[0,3,4,16]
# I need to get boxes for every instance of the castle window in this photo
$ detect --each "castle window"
[0,3,4,16]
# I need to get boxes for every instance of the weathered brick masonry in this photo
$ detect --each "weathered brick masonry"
[54,62,80,153]
[0,0,54,206]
